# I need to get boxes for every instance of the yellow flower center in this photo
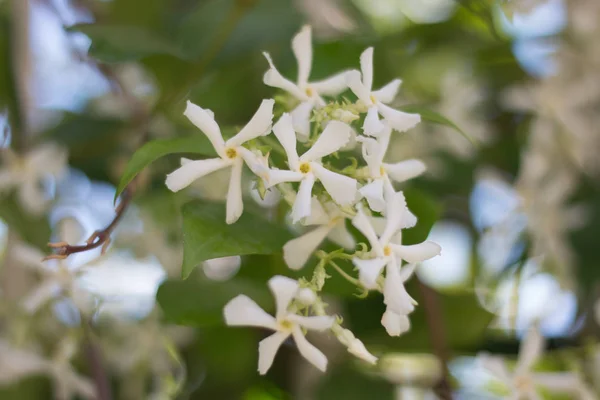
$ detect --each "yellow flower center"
[379,166,385,177]
[383,245,392,257]
[225,148,237,159]
[278,319,293,331]
[305,87,314,97]
[370,94,377,104]
[514,375,532,391]
[299,162,311,174]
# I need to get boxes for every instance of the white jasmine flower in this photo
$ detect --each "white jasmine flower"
[265,113,358,223]
[166,99,275,224]
[283,197,355,270]
[336,328,378,365]
[202,256,241,281]
[224,275,335,374]
[0,143,66,214]
[358,124,426,212]
[479,327,593,399]
[346,47,420,136]
[351,192,440,316]
[14,243,94,314]
[263,25,350,141]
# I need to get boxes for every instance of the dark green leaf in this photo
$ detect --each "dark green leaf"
[157,278,272,326]
[400,105,477,147]
[181,200,292,278]
[114,135,215,200]
[0,194,51,249]
[69,24,186,63]
[403,188,443,245]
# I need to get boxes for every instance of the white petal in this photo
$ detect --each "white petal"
[391,241,441,263]
[346,70,371,104]
[228,99,275,146]
[381,309,410,336]
[291,174,315,223]
[203,256,241,281]
[224,295,277,329]
[268,275,299,320]
[273,113,300,169]
[327,223,356,250]
[311,71,350,96]
[291,101,314,142]
[238,147,269,180]
[291,326,328,372]
[401,208,418,229]
[265,169,304,188]
[372,79,402,104]
[516,327,544,375]
[303,197,330,226]
[283,226,330,270]
[311,163,357,206]
[384,159,426,183]
[292,25,312,87]
[21,281,61,313]
[380,191,407,245]
[383,260,415,315]
[363,106,386,137]
[352,257,386,289]
[226,158,244,224]
[165,158,230,192]
[19,180,47,215]
[263,52,307,100]
[288,314,335,331]
[13,243,46,269]
[27,144,67,176]
[348,338,378,364]
[301,120,351,161]
[184,101,225,157]
[532,373,581,392]
[398,263,417,283]
[376,102,421,132]
[360,47,374,92]
[351,209,383,255]
[359,179,385,213]
[258,331,290,375]
[478,354,512,384]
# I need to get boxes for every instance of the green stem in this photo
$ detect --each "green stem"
[328,260,361,287]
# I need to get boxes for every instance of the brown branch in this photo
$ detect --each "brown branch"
[82,319,112,400]
[45,184,134,260]
[417,278,454,400]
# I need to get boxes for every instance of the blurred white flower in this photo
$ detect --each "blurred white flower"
[166,99,274,224]
[265,114,357,223]
[283,197,355,270]
[479,327,592,399]
[224,275,334,374]
[263,25,350,141]
[358,123,426,212]
[202,256,241,281]
[295,287,317,306]
[0,144,66,214]
[346,47,420,136]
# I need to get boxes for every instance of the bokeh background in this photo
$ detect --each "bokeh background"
[1,0,600,398]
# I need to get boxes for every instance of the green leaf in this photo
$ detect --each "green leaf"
[114,135,216,200]
[0,194,51,249]
[157,278,272,326]
[180,200,292,278]
[400,105,477,147]
[403,188,443,245]
[69,24,186,63]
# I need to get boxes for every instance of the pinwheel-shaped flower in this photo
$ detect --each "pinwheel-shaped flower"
[266,113,357,223]
[283,197,355,270]
[479,327,594,400]
[358,124,426,212]
[346,47,421,137]
[0,143,66,214]
[224,276,335,374]
[166,99,274,224]
[263,25,350,141]
[352,192,440,316]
